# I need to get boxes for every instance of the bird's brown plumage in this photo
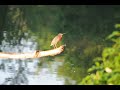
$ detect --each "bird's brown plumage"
[50,33,63,48]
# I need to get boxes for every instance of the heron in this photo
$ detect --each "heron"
[50,33,65,49]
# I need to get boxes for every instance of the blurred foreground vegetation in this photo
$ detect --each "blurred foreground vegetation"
[80,29,120,85]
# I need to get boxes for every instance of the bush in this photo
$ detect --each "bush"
[79,30,120,85]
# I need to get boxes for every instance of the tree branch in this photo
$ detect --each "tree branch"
[0,45,66,59]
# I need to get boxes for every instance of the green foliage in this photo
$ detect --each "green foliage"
[57,37,104,84]
[80,29,120,85]
[115,24,120,29]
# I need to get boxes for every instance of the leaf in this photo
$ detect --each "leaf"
[95,62,100,67]
[102,48,115,60]
[115,24,120,29]
[106,31,120,40]
[93,57,102,62]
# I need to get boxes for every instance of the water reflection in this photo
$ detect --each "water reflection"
[0,35,64,85]
[0,20,64,85]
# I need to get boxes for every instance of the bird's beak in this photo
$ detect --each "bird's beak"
[62,33,66,35]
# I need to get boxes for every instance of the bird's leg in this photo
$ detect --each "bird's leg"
[55,44,57,48]
[53,44,57,49]
[53,45,56,49]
